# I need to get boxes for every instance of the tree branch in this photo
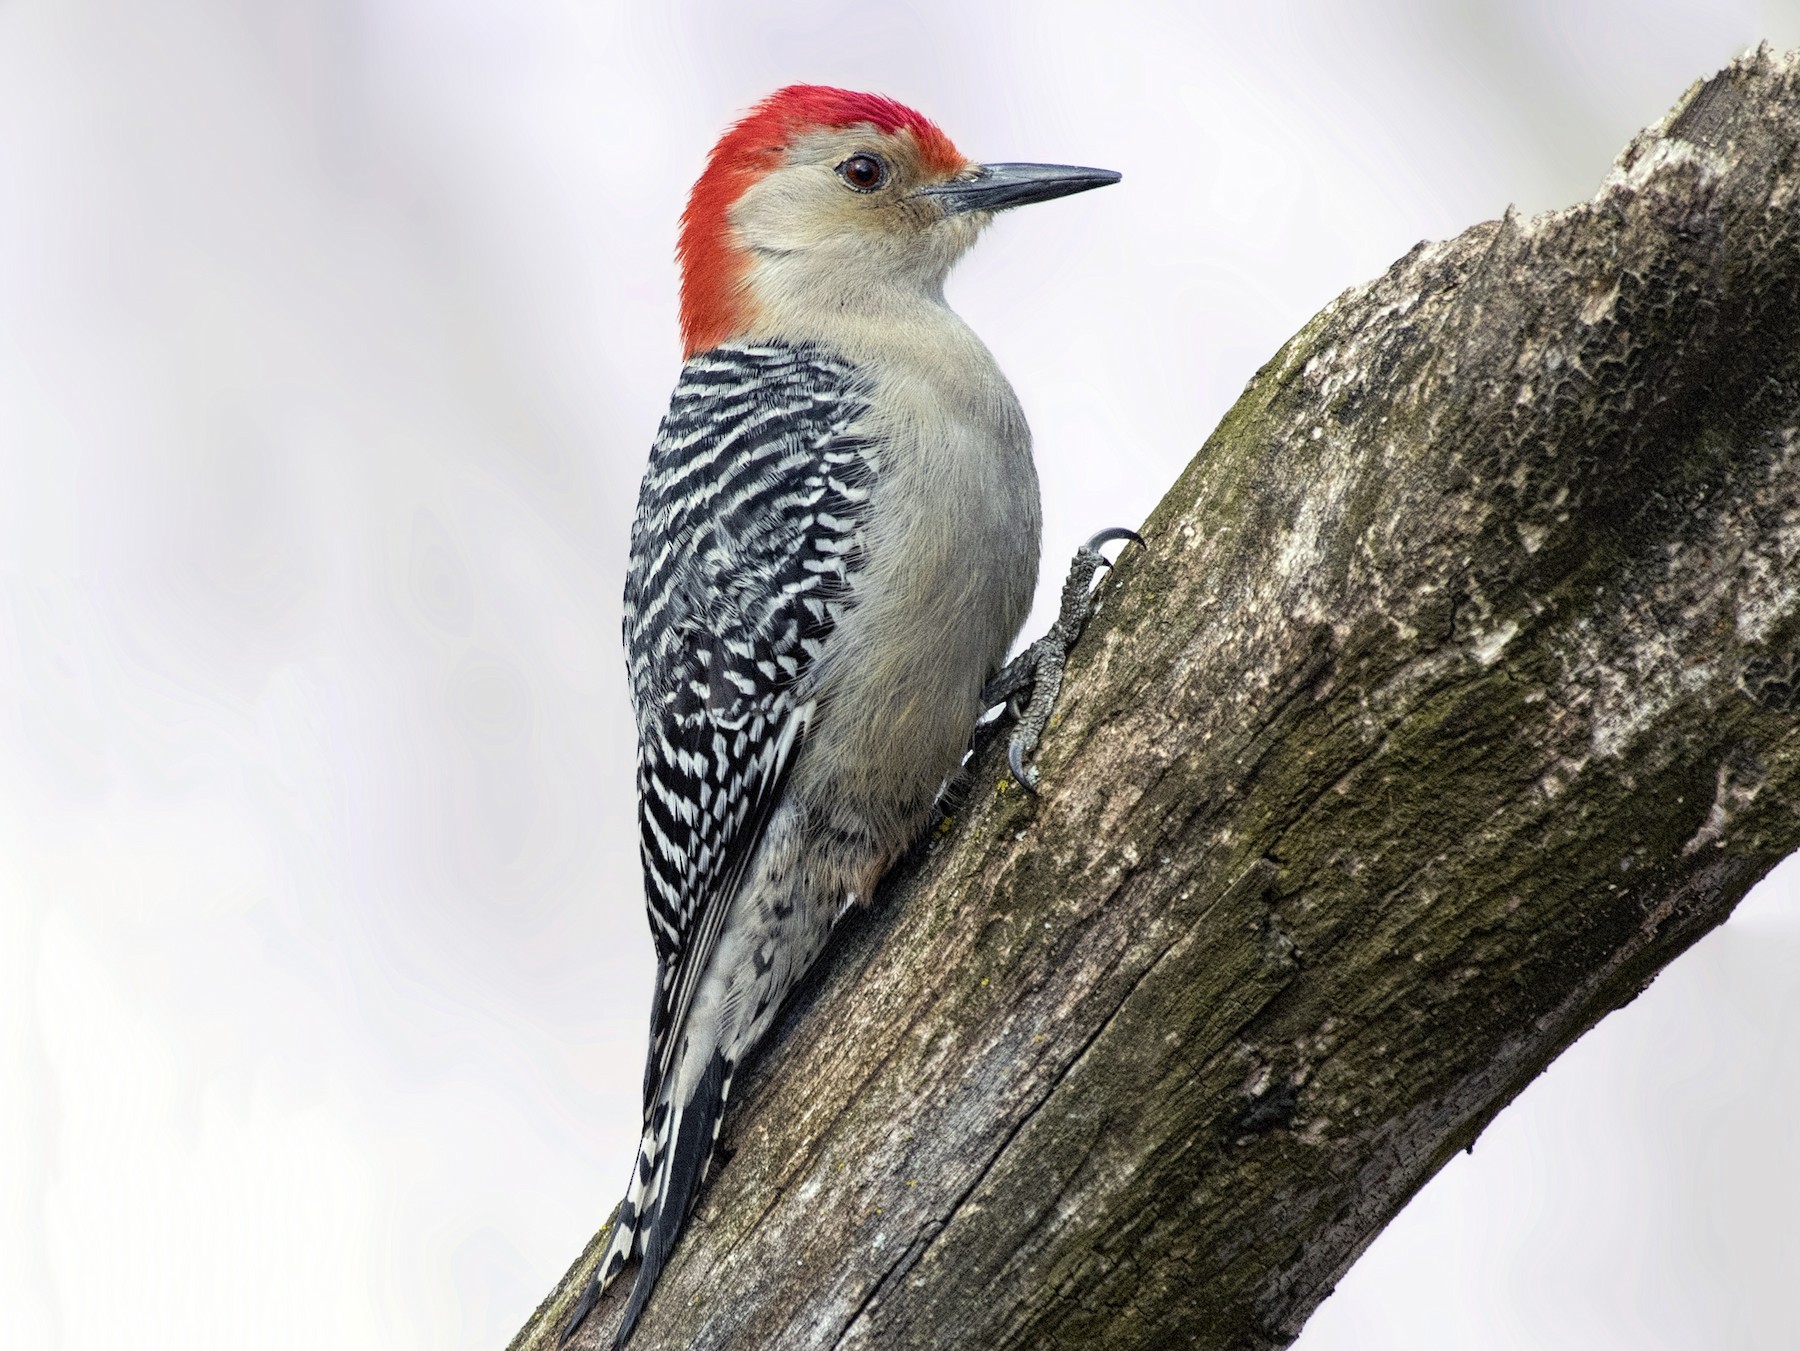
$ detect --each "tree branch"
[515,46,1800,1351]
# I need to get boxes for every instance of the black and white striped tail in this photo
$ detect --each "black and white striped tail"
[559,1051,736,1348]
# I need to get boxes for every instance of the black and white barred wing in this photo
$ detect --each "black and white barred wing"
[622,342,874,1100]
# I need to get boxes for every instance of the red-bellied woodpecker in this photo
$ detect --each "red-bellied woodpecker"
[563,85,1126,1348]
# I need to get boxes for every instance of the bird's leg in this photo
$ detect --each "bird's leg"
[982,527,1143,793]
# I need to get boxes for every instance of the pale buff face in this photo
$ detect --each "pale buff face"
[727,125,987,308]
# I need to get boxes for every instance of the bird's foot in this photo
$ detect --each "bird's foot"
[981,527,1143,794]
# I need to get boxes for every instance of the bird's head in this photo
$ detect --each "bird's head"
[677,85,1119,356]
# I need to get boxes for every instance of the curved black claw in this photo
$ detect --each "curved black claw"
[1084,526,1146,555]
[1008,738,1039,795]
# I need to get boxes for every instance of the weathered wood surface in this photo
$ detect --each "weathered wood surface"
[514,47,1800,1351]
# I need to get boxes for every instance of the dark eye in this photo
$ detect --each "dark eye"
[836,153,888,192]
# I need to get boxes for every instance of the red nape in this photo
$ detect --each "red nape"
[676,85,967,357]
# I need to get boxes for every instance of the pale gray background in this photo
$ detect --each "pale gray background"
[3,2,1798,1349]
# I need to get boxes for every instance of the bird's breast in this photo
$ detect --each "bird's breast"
[793,327,1042,851]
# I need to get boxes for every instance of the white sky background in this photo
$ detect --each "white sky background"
[2,1,1798,1348]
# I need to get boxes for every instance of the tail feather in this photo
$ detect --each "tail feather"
[560,1053,736,1348]
[613,1050,733,1348]
[557,1108,666,1347]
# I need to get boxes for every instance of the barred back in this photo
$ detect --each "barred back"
[621,341,877,1100]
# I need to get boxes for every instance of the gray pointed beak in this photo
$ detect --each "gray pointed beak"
[919,162,1121,216]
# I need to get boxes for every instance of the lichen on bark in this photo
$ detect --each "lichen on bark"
[514,46,1800,1351]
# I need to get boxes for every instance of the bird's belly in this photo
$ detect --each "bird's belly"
[794,421,1040,860]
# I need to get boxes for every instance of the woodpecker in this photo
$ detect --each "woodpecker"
[564,85,1123,1348]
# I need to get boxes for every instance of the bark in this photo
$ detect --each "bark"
[514,47,1800,1351]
